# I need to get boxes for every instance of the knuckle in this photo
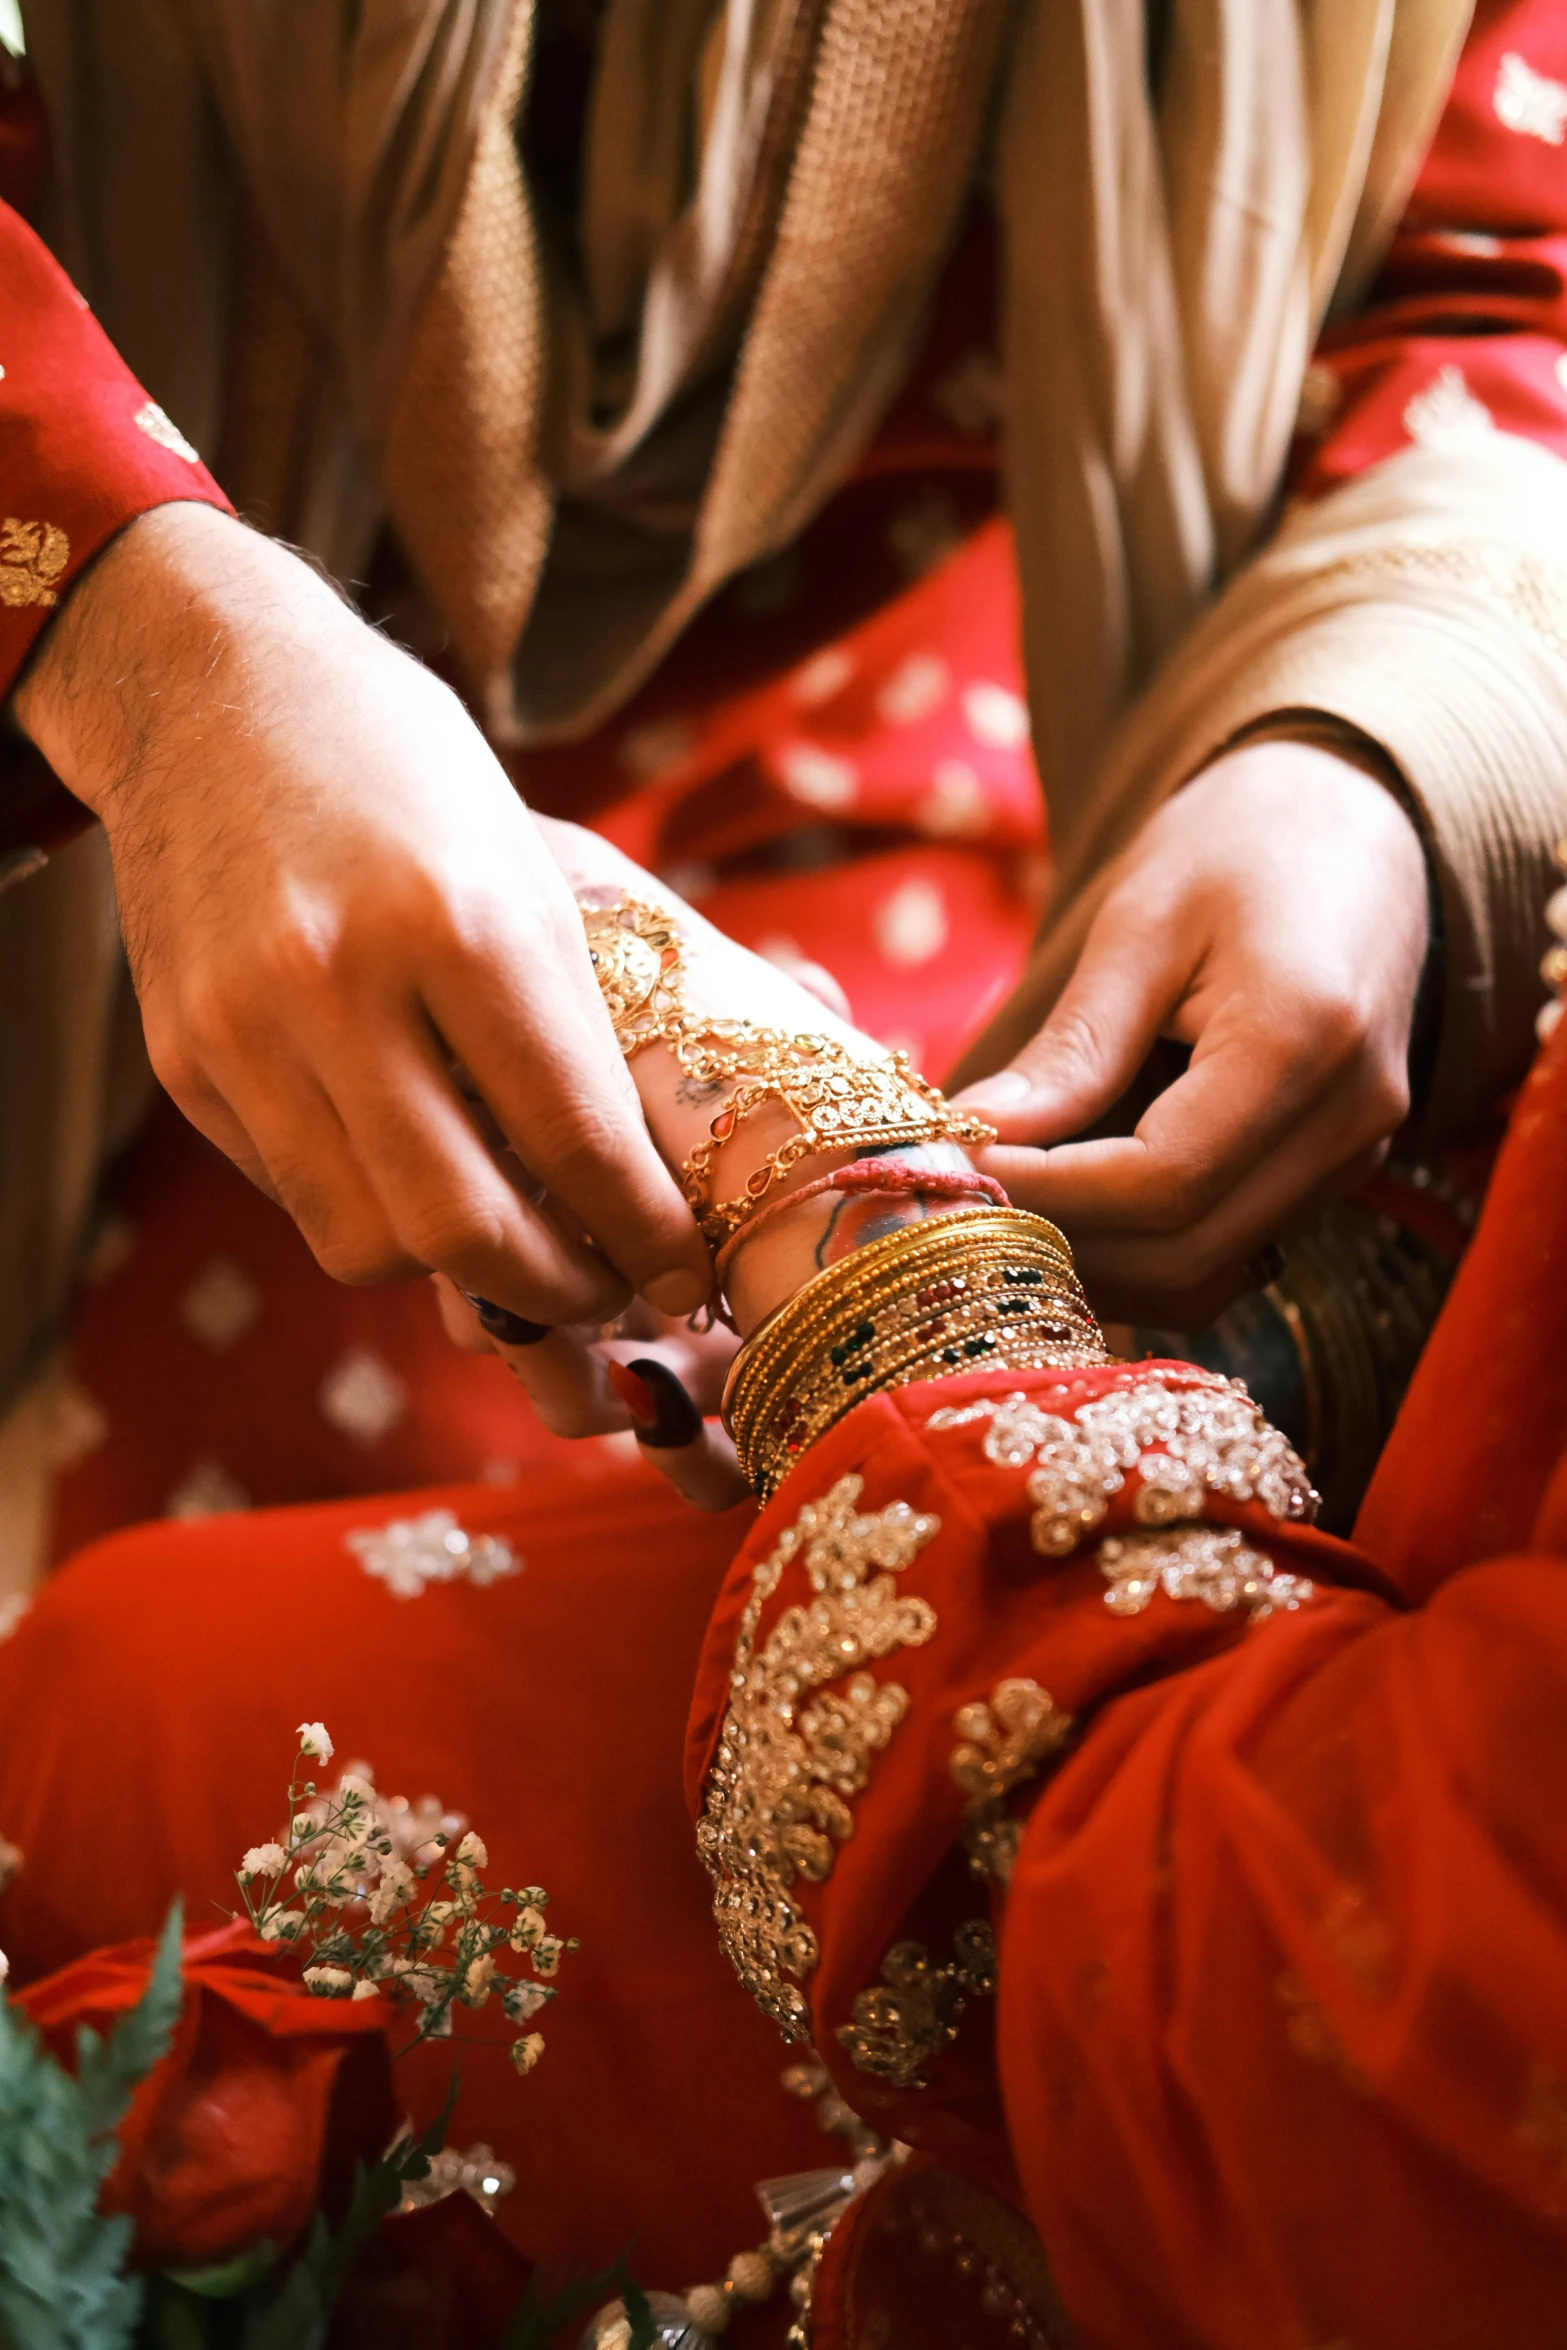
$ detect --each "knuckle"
[1029,1002,1111,1086]
[1143,1163,1215,1235]
[396,1195,511,1276]
[1299,984,1376,1068]
[311,1228,412,1286]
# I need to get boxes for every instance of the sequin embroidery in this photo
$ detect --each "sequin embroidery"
[836,1920,996,2089]
[698,1474,940,2038]
[950,1679,1073,1885]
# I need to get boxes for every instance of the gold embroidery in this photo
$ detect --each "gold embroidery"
[697,1474,940,2038]
[950,1679,1073,1886]
[0,517,69,608]
[1097,1525,1313,1623]
[836,1919,996,2089]
[132,399,200,463]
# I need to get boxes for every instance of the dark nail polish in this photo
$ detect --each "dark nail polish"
[606,1360,658,1425]
[462,1293,551,1346]
[624,1357,702,1449]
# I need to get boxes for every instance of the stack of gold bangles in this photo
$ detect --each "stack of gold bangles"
[722,1206,1109,1498]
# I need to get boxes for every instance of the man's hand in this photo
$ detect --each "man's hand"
[12,503,712,1321]
[953,741,1431,1325]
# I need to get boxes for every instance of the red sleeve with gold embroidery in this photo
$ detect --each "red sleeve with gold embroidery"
[685,1031,1567,2346]
[0,196,231,693]
[1293,0,1567,496]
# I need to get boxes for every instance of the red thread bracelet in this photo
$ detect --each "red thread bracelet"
[709,1162,1011,1298]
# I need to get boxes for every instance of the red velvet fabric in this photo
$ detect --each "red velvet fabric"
[0,199,230,699]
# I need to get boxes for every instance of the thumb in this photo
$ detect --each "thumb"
[951,906,1190,1144]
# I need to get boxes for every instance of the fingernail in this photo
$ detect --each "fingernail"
[623,1357,702,1449]
[606,1359,658,1426]
[462,1293,551,1347]
[950,1070,1031,1112]
[644,1266,712,1317]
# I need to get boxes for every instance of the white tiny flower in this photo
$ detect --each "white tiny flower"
[510,2031,545,2074]
[296,1721,334,1762]
[238,1842,288,1882]
[367,1860,417,1924]
[257,1908,305,1942]
[422,1898,459,1930]
[351,1978,380,2001]
[503,1980,549,2024]
[454,1830,488,1868]
[462,1952,496,2006]
[532,1935,565,1979]
[510,1904,546,1952]
[0,1948,8,1986]
[302,1964,354,1996]
[291,1815,316,1840]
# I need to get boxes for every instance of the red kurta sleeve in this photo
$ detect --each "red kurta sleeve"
[686,1010,1567,2350]
[1292,0,1567,500]
[0,194,232,862]
[0,198,231,688]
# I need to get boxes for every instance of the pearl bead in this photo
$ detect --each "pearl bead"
[683,2284,731,2335]
[726,2250,775,2302]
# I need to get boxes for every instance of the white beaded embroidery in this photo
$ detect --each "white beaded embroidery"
[345,1509,520,1600]
[1097,1526,1313,1623]
[929,1376,1316,1558]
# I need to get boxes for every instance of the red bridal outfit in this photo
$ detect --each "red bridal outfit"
[1,1006,1565,2347]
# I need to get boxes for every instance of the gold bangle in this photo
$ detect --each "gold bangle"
[726,1208,1108,1497]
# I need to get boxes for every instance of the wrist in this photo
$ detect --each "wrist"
[11,504,361,818]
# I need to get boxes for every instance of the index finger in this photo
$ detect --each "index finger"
[423,895,712,1317]
[981,1012,1340,1236]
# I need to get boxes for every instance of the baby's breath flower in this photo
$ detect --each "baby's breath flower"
[257,1908,305,1942]
[461,1952,495,2007]
[238,1842,288,1881]
[351,1978,380,2001]
[296,1721,334,1762]
[0,1948,9,1986]
[302,1964,354,1996]
[510,1904,546,1952]
[531,1935,565,1978]
[510,2032,545,2074]
[367,1860,417,1925]
[503,1980,550,2025]
[455,1831,488,1869]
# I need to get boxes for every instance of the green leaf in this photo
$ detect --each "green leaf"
[621,2276,658,2350]
[0,1903,186,2350]
[76,1907,185,2143]
[498,2254,653,2350]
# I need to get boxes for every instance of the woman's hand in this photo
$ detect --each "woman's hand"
[13,504,713,1327]
[435,819,965,1509]
[954,741,1430,1326]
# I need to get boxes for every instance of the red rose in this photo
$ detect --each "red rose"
[16,1917,399,2269]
